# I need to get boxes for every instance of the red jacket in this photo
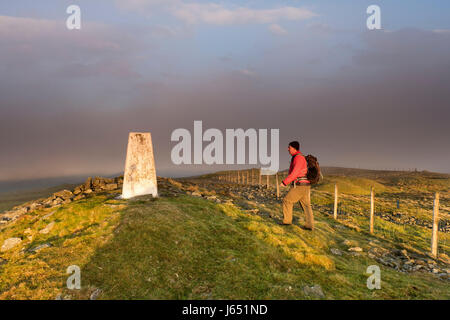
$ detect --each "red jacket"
[282,151,310,186]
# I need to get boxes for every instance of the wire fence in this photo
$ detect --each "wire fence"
[214,168,449,258]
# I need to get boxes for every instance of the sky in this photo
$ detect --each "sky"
[1,0,450,180]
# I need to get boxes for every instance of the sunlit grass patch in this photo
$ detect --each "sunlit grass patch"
[0,195,121,299]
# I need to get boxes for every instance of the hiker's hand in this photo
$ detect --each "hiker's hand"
[280,183,285,188]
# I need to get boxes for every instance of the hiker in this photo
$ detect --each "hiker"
[279,141,314,230]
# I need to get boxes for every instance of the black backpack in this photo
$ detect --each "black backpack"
[305,154,321,185]
[292,153,321,185]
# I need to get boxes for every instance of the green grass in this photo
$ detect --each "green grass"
[1,186,448,300]
[315,176,399,195]
[0,194,122,299]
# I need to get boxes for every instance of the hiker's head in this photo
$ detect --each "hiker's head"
[288,141,300,155]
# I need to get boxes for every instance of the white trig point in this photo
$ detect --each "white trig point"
[121,132,158,199]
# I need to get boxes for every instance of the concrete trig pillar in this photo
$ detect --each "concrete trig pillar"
[121,132,158,199]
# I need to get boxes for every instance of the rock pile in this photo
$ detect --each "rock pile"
[368,248,450,280]
[0,176,123,225]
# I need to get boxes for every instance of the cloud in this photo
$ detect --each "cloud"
[433,29,450,34]
[307,23,333,34]
[171,3,316,25]
[115,0,178,11]
[268,24,287,35]
[0,15,141,80]
[115,0,316,25]
[238,68,256,76]
[2,16,450,181]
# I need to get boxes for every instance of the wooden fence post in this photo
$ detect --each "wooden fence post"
[431,192,440,257]
[370,187,374,234]
[266,175,269,189]
[333,183,338,219]
[246,170,249,185]
[276,173,280,199]
[259,169,262,186]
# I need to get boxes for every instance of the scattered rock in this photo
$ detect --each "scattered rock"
[73,194,86,201]
[343,240,354,246]
[53,190,73,200]
[303,285,325,299]
[28,243,52,253]
[90,288,102,300]
[39,222,55,234]
[1,238,22,252]
[84,177,93,190]
[73,186,83,195]
[330,248,342,256]
[104,184,118,191]
[42,211,55,220]
[348,247,363,252]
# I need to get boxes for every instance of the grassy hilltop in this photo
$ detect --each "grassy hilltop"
[0,168,449,299]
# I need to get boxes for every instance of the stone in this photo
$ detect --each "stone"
[348,247,363,252]
[343,240,353,246]
[84,177,92,190]
[121,132,158,199]
[13,207,28,215]
[73,186,82,195]
[330,248,342,255]
[104,183,118,191]
[90,288,102,300]
[53,190,73,200]
[93,177,106,190]
[115,176,124,184]
[28,243,52,253]
[1,238,22,252]
[39,222,55,234]
[42,211,55,220]
[52,197,63,206]
[303,285,325,299]
[28,202,40,211]
[73,194,86,201]
[438,273,448,280]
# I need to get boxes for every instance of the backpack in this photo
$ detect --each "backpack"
[305,154,321,185]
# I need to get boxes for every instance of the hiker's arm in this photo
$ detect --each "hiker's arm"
[282,156,304,186]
